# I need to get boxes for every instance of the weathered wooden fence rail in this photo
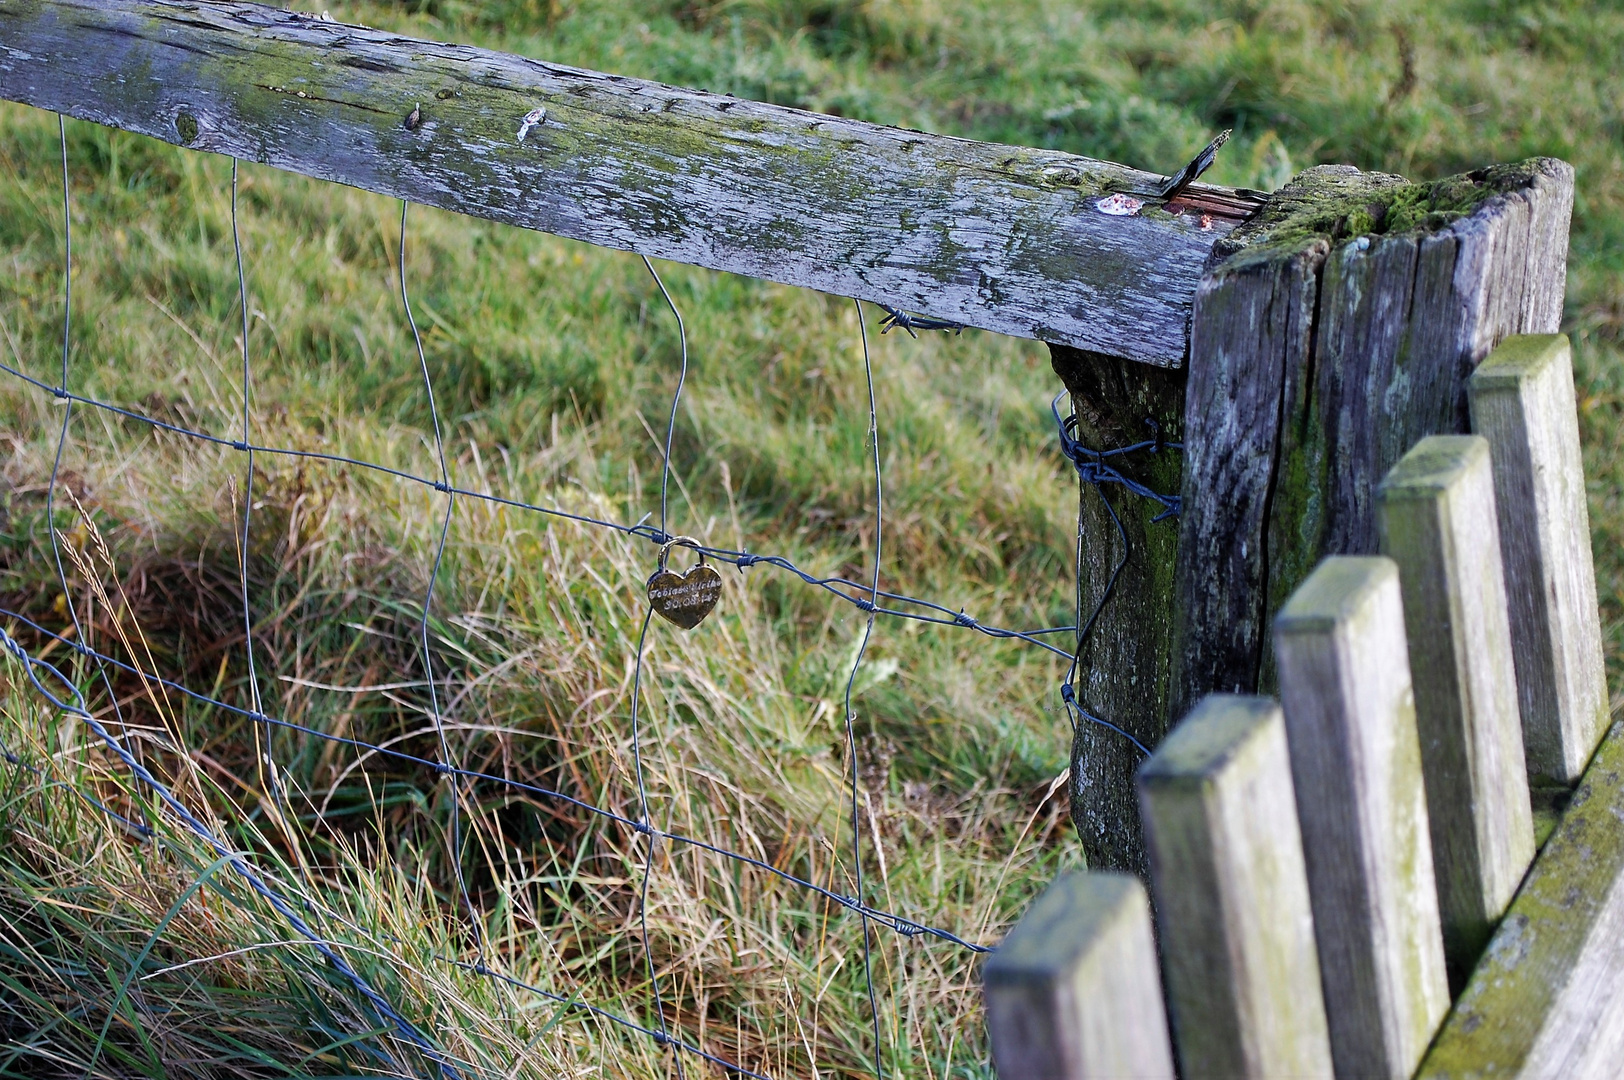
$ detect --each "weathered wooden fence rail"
[0,0,1260,366]
[987,333,1617,1079]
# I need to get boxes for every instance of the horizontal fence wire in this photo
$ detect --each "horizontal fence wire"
[0,354,1085,659]
[0,113,1181,1077]
[0,607,988,952]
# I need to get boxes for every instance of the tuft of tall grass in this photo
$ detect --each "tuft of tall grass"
[1,89,1077,1073]
[0,384,1077,1075]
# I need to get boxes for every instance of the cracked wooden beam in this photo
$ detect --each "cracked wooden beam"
[0,0,1262,366]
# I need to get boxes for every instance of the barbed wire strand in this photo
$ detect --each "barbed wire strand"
[6,345,1091,662]
[2,356,1086,660]
[399,199,485,961]
[843,298,884,1078]
[875,304,963,338]
[3,127,1177,1078]
[0,740,152,839]
[0,614,790,1078]
[32,126,460,1080]
[1052,393,1178,758]
[0,605,988,952]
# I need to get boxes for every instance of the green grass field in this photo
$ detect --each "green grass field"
[1,1,1620,1076]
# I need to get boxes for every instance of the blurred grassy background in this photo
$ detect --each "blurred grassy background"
[0,0,1620,1076]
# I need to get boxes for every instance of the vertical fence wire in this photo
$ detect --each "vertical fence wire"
[842,298,884,1077]
[626,253,692,1074]
[231,159,279,805]
[42,114,151,834]
[32,118,463,1080]
[626,605,679,1072]
[644,254,689,542]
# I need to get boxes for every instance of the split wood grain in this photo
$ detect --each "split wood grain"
[1468,334,1607,783]
[1138,694,1332,1079]
[1377,435,1535,987]
[1273,557,1450,1079]
[1171,181,1340,714]
[1174,159,1574,718]
[1419,720,1624,1080]
[0,0,1260,365]
[983,872,1175,1080]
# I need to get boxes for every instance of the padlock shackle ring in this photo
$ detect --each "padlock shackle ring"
[656,535,706,572]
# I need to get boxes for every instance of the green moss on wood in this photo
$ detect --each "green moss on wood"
[1417,719,1624,1077]
[1215,158,1558,274]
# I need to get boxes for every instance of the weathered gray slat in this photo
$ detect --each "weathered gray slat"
[1377,435,1535,988]
[1419,720,1624,1080]
[1138,694,1333,1079]
[0,0,1260,366]
[1468,335,1608,784]
[1273,557,1450,1080]
[1172,157,1574,718]
[983,872,1175,1079]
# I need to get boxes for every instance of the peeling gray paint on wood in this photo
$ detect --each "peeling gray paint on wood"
[0,0,1263,365]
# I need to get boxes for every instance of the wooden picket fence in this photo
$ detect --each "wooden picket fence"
[985,332,1618,1078]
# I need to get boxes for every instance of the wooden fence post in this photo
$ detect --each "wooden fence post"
[1137,694,1332,1078]
[1049,349,1185,875]
[1274,556,1450,1079]
[1173,159,1573,718]
[1468,334,1608,784]
[984,872,1176,1079]
[1073,158,1573,876]
[1377,434,1535,986]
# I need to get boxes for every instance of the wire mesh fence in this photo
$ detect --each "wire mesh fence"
[0,112,1179,1077]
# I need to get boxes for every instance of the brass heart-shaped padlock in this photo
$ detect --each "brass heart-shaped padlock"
[646,537,723,630]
